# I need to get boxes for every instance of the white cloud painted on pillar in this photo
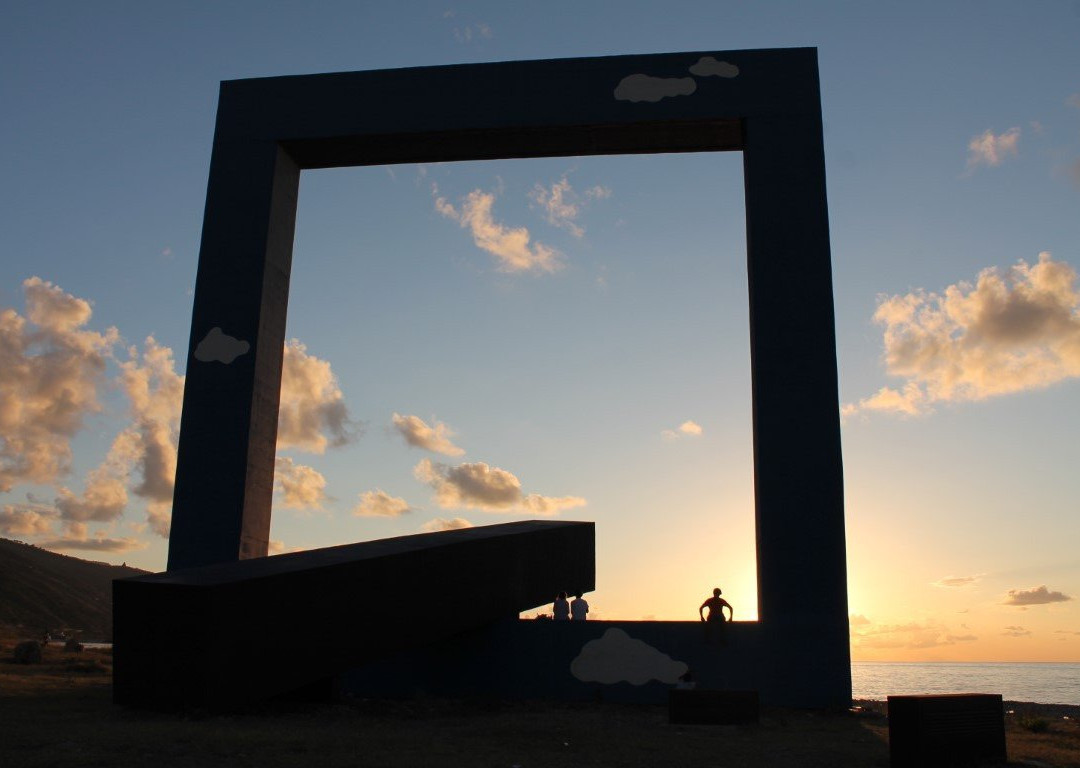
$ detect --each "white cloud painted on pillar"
[570,628,688,685]
[193,327,250,364]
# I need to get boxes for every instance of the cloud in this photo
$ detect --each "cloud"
[1002,585,1072,606]
[1002,625,1032,637]
[570,628,688,685]
[0,278,119,491]
[435,188,562,273]
[268,539,285,555]
[274,456,328,510]
[1067,93,1080,109]
[529,177,612,238]
[933,574,983,588]
[277,339,357,453]
[421,517,473,532]
[391,413,464,456]
[614,74,696,103]
[353,489,412,517]
[688,56,739,78]
[38,522,144,553]
[850,618,978,649]
[844,253,1080,417]
[966,127,1021,170]
[118,337,184,534]
[0,503,57,536]
[193,327,249,364]
[661,420,704,441]
[414,458,585,514]
[452,22,492,43]
[849,614,871,627]
[39,532,144,553]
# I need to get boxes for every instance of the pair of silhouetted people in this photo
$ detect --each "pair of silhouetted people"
[553,591,589,620]
[699,587,732,645]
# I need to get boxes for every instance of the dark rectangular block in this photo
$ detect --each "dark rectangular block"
[669,689,760,725]
[888,694,1006,767]
[115,520,594,709]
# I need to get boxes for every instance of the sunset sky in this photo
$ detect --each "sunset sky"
[2,1,1079,661]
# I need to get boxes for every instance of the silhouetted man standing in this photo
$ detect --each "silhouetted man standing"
[699,587,733,645]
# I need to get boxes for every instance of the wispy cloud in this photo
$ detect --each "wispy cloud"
[274,456,328,510]
[933,574,983,588]
[850,617,977,649]
[353,489,412,517]
[966,127,1021,171]
[421,516,473,532]
[1002,585,1072,606]
[661,420,704,441]
[413,458,585,514]
[844,253,1080,418]
[391,413,464,456]
[529,176,612,238]
[1002,625,1032,637]
[435,186,562,273]
[39,521,144,553]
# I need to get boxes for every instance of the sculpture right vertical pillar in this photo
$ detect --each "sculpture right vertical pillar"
[743,106,851,707]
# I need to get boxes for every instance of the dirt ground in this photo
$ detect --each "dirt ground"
[1,640,1078,768]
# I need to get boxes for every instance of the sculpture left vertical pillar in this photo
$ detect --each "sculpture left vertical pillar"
[167,133,300,571]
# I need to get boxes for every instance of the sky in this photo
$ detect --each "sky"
[2,1,1079,662]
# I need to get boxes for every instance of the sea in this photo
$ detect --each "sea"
[852,662,1080,706]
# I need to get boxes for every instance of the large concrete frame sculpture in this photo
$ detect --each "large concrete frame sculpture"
[168,48,850,706]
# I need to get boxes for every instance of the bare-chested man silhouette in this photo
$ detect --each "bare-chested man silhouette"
[699,587,733,645]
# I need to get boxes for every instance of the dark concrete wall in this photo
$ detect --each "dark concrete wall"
[341,619,840,708]
[117,521,594,709]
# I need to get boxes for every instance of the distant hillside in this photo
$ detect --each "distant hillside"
[0,538,149,641]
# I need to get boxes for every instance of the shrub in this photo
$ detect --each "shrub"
[1017,715,1050,733]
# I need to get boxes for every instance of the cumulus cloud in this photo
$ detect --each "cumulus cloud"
[421,516,473,532]
[278,339,357,453]
[688,56,739,78]
[849,614,871,626]
[571,628,688,685]
[413,458,585,514]
[268,539,286,555]
[844,253,1080,418]
[0,503,57,536]
[850,618,977,649]
[966,127,1021,170]
[193,327,249,364]
[0,278,119,491]
[661,420,704,441]
[391,413,464,456]
[1002,585,1072,606]
[933,574,983,588]
[274,456,328,510]
[614,74,696,103]
[1002,625,1032,637]
[353,489,412,517]
[435,187,562,273]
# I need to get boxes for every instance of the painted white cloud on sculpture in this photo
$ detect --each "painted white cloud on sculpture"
[570,628,688,685]
[688,56,740,78]
[193,327,250,364]
[614,74,696,103]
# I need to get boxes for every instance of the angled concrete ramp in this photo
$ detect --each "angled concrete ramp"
[113,520,594,709]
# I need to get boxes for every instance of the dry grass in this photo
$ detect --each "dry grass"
[1,633,1077,767]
